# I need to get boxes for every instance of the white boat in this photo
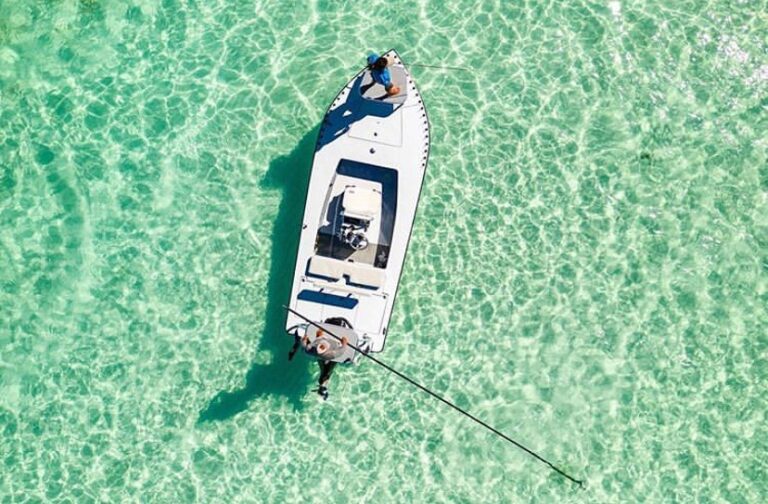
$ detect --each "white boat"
[285,49,430,359]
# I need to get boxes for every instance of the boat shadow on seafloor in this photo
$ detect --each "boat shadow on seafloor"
[198,127,319,422]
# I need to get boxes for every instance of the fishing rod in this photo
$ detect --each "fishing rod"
[283,305,585,488]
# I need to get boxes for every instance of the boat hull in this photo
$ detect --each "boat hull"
[285,49,430,353]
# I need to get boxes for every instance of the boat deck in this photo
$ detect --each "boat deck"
[286,49,430,352]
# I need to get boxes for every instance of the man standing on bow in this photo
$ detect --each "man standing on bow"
[363,53,401,96]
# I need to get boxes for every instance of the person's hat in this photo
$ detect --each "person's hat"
[367,53,380,66]
[317,341,329,354]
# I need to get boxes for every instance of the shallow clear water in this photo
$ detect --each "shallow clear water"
[1,1,766,502]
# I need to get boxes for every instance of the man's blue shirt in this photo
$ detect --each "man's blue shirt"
[372,67,392,87]
[367,52,392,87]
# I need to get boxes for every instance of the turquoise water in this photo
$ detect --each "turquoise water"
[1,0,767,501]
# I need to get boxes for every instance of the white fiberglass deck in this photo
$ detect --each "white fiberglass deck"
[285,49,430,353]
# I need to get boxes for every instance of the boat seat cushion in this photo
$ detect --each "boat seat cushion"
[308,255,385,289]
[308,255,344,280]
[346,261,386,288]
[342,186,381,221]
